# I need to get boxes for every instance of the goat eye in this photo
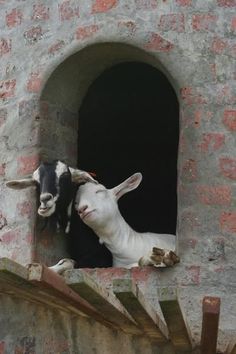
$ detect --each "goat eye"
[60,172,70,178]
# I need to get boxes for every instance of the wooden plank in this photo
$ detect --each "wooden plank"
[200,296,220,354]
[157,286,192,352]
[0,258,87,316]
[0,257,30,286]
[113,278,169,343]
[65,269,142,335]
[27,263,119,328]
[226,338,236,354]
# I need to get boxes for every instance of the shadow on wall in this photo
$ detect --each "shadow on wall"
[68,62,179,268]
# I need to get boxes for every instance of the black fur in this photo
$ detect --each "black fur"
[37,161,112,268]
[38,161,73,231]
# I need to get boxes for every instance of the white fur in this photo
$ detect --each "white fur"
[55,161,68,178]
[75,173,176,268]
[49,258,76,274]
[32,168,40,183]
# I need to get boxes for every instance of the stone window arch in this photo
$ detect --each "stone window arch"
[37,42,179,265]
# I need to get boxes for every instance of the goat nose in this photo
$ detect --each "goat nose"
[78,205,88,214]
[40,193,53,202]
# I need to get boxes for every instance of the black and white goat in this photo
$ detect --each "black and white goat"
[7,160,112,268]
[75,172,180,268]
[6,160,97,233]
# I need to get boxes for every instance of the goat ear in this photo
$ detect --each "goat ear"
[69,167,98,184]
[112,173,142,200]
[6,178,36,190]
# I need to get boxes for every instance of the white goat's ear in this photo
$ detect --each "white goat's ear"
[69,167,98,184]
[112,173,142,200]
[6,178,36,190]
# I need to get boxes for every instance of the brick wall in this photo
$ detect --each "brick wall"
[0,0,236,352]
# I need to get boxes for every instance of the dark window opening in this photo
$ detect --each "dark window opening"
[68,62,179,268]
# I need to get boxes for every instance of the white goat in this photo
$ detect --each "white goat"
[75,173,179,269]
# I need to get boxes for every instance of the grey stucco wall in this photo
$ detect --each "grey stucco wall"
[0,0,236,352]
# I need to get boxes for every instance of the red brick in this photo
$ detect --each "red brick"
[6,8,23,28]
[180,87,207,105]
[231,16,236,31]
[59,0,79,21]
[0,80,16,99]
[192,14,218,31]
[220,211,236,233]
[176,0,191,5]
[48,40,65,54]
[145,33,174,52]
[216,85,234,105]
[182,266,200,285]
[17,154,39,175]
[26,232,34,244]
[92,267,127,286]
[209,63,217,81]
[135,0,157,10]
[17,201,34,218]
[75,25,99,40]
[0,38,11,56]
[196,185,231,205]
[32,4,50,20]
[220,157,236,180]
[0,108,7,128]
[24,26,43,44]
[179,131,186,153]
[118,21,136,33]
[211,39,236,59]
[0,230,18,245]
[0,163,6,176]
[0,341,5,354]
[131,267,153,283]
[92,0,117,13]
[217,0,236,6]
[211,37,227,54]
[27,72,42,93]
[199,133,225,152]
[181,159,198,181]
[223,110,236,131]
[159,14,185,33]
[181,109,203,129]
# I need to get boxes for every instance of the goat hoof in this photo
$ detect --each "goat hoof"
[163,251,180,267]
[138,256,153,266]
[150,254,163,264]
[152,247,165,256]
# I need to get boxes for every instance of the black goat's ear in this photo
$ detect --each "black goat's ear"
[6,178,36,190]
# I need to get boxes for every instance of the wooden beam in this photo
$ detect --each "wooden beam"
[0,258,87,316]
[65,269,142,335]
[157,286,192,352]
[113,278,169,343]
[226,338,236,354]
[0,257,30,286]
[27,263,121,328]
[200,296,220,354]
